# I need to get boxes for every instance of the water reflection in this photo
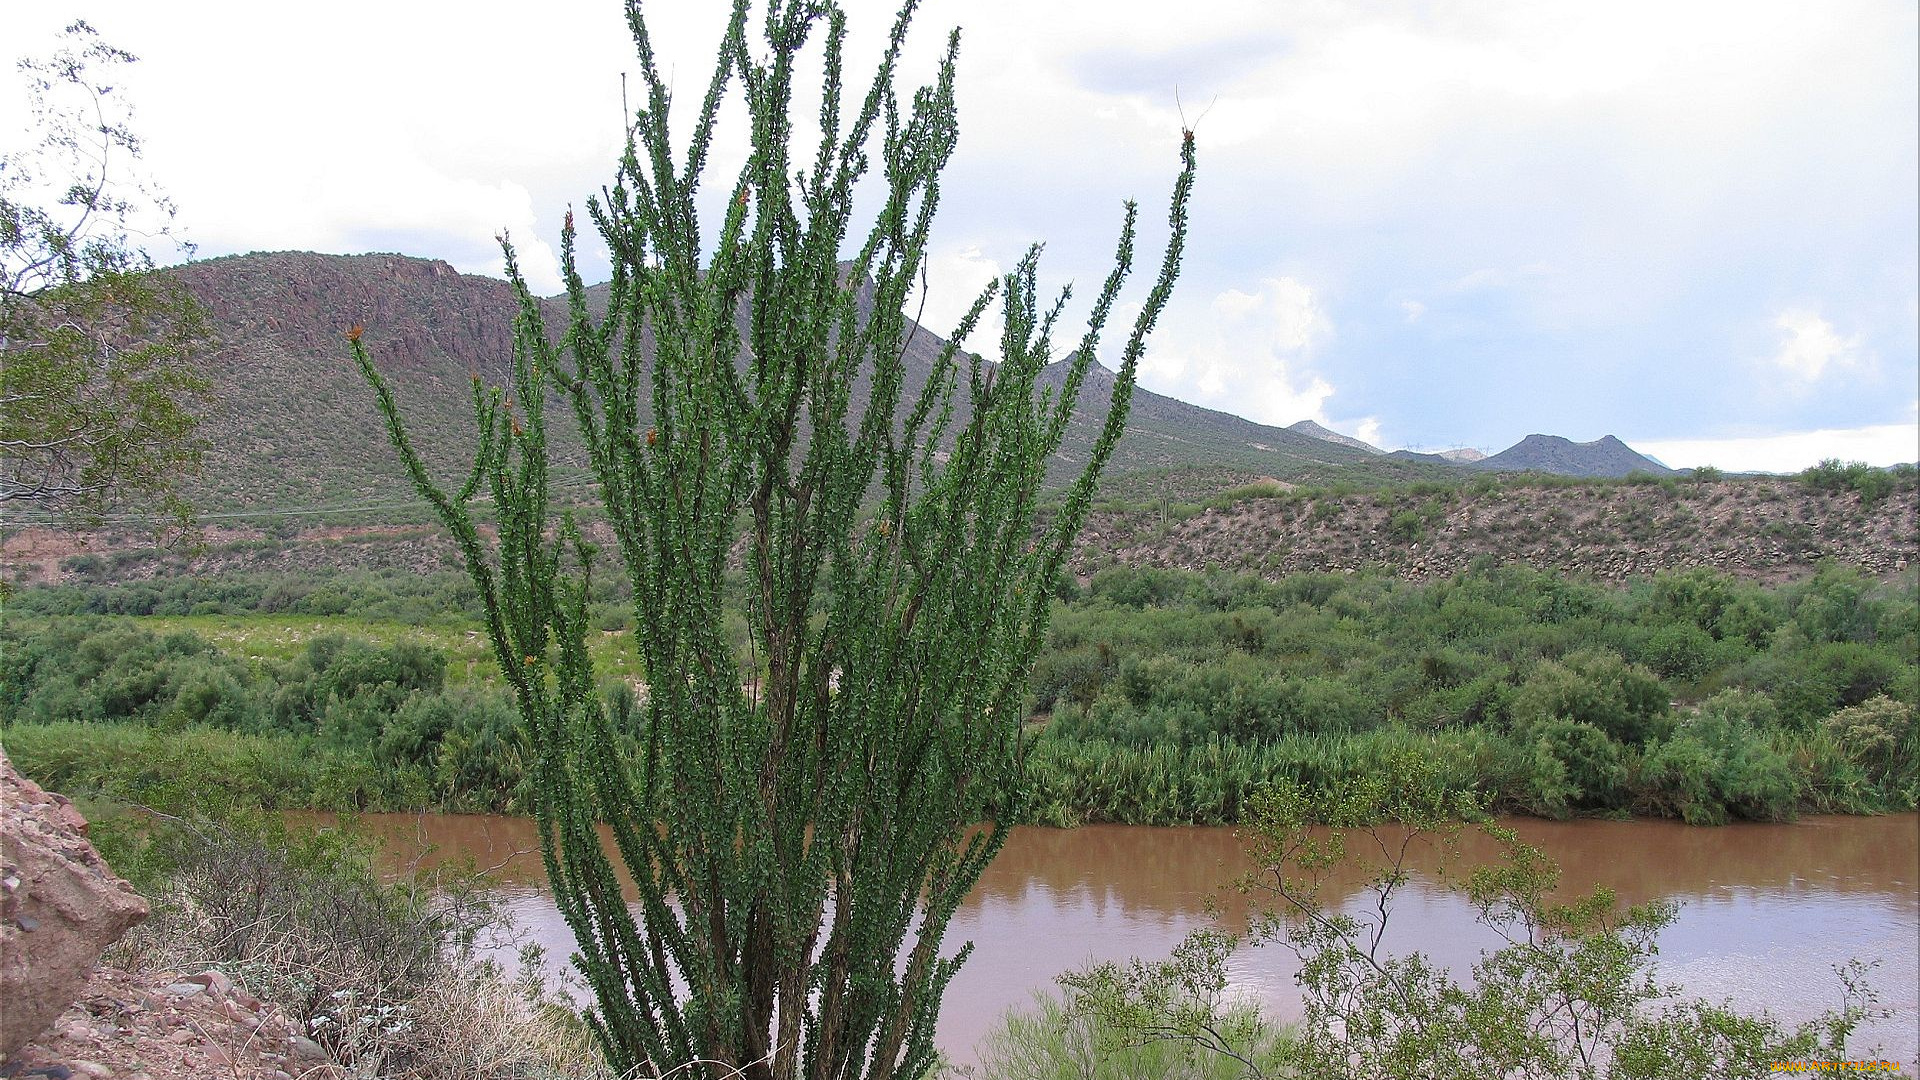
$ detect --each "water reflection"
[331,812,1919,1068]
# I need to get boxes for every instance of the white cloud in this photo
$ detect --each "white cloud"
[1636,421,1919,473]
[911,244,1004,353]
[1139,276,1337,426]
[3,0,1910,454]
[1769,309,1865,381]
[1354,417,1385,448]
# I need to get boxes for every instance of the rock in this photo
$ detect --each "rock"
[161,983,205,999]
[69,1063,113,1079]
[0,749,149,1060]
[183,969,232,999]
[289,1035,327,1063]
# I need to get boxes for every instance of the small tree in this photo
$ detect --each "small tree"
[353,2,1194,1078]
[1,21,207,523]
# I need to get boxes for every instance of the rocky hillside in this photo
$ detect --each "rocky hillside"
[1287,419,1384,455]
[141,251,1448,514]
[167,252,592,511]
[1069,476,1916,583]
[11,474,1914,589]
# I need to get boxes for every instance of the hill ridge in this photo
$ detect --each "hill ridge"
[157,251,1452,511]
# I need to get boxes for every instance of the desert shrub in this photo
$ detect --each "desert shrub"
[1744,641,1910,728]
[1090,566,1192,609]
[1649,568,1737,636]
[1031,643,1113,712]
[106,811,605,1080]
[0,618,261,727]
[1715,592,1780,649]
[268,634,445,730]
[1786,563,1893,645]
[1399,673,1512,732]
[418,691,528,810]
[1821,694,1917,783]
[1800,458,1897,504]
[1637,700,1797,825]
[1508,649,1669,746]
[974,990,1288,1080]
[2,722,400,811]
[1517,717,1628,817]
[1634,621,1722,682]
[1387,509,1425,542]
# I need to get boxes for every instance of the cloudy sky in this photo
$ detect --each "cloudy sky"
[5,1,1915,471]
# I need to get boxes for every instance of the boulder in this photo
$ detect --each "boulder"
[1,747,149,1060]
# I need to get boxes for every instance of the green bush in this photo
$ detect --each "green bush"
[1517,717,1628,817]
[1800,458,1898,504]
[1508,649,1669,745]
[1822,694,1917,784]
[1636,622,1720,682]
[1638,697,1798,825]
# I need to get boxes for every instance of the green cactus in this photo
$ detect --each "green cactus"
[351,3,1193,1078]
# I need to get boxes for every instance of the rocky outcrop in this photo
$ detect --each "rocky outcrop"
[0,748,149,1061]
[9,961,349,1080]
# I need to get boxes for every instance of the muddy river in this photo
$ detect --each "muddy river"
[339,812,1919,1068]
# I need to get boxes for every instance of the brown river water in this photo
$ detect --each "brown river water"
[335,812,1920,1068]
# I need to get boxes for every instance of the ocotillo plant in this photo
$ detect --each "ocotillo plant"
[352,2,1194,1077]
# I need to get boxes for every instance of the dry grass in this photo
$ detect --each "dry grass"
[113,814,612,1079]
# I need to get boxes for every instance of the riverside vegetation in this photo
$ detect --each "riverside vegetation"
[1028,761,1900,1080]
[5,560,1913,826]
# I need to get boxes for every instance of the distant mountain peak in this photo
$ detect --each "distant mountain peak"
[1287,420,1384,455]
[1472,433,1674,478]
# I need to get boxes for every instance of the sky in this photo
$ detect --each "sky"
[4,0,1916,472]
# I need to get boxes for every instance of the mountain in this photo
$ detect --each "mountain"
[158,251,1447,514]
[1470,434,1674,478]
[1286,420,1383,455]
[1384,449,1460,467]
[169,252,553,511]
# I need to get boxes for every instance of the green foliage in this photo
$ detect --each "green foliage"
[351,2,1194,1076]
[1514,717,1628,817]
[1046,932,1293,1080]
[1508,650,1669,745]
[0,618,530,811]
[1801,458,1898,504]
[1059,768,1890,1079]
[969,989,1289,1080]
[1030,563,1915,823]
[9,559,1913,826]
[7,568,487,622]
[2,722,398,812]
[1,20,208,524]
[1821,694,1917,787]
[0,617,254,726]
[1637,692,1798,825]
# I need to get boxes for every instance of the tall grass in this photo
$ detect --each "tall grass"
[2,722,418,811]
